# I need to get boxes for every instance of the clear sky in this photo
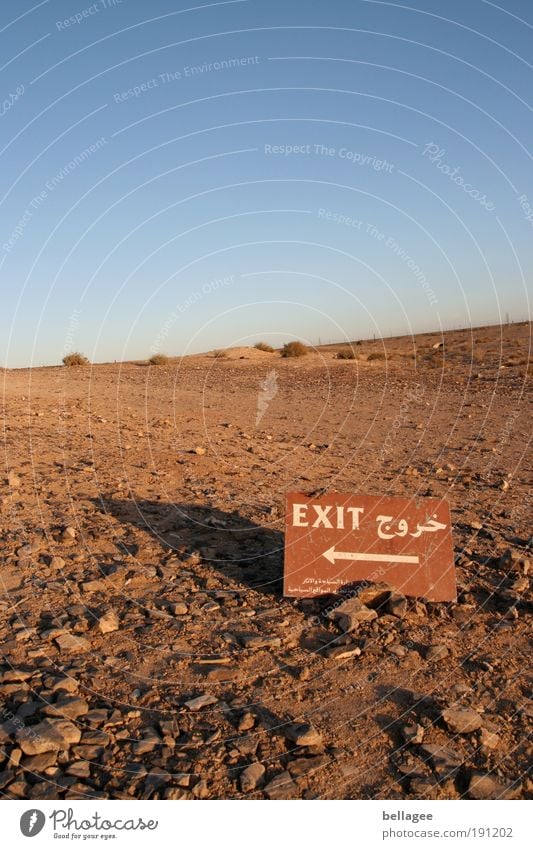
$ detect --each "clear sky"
[1,0,531,367]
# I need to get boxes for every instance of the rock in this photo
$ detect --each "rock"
[468,772,520,799]
[194,447,206,456]
[386,591,408,618]
[164,787,191,800]
[51,676,79,694]
[49,556,66,570]
[237,712,255,732]
[401,723,424,744]
[54,634,90,653]
[0,769,15,790]
[192,779,209,799]
[7,472,21,488]
[426,644,449,662]
[237,633,281,649]
[325,645,361,660]
[479,729,500,749]
[21,751,58,772]
[43,697,89,720]
[0,569,24,593]
[0,667,33,684]
[409,776,441,798]
[240,762,265,792]
[284,722,323,747]
[16,719,82,755]
[263,770,298,799]
[185,694,218,711]
[144,768,170,791]
[169,602,188,616]
[287,754,329,778]
[328,597,378,631]
[442,707,482,734]
[133,728,161,755]
[388,643,407,658]
[419,744,463,779]
[98,609,119,634]
[66,760,91,778]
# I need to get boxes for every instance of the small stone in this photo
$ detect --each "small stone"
[16,719,82,755]
[66,760,91,779]
[194,447,206,456]
[419,744,463,779]
[184,694,218,711]
[468,772,520,800]
[0,569,24,592]
[325,645,361,660]
[240,762,265,792]
[55,633,90,653]
[0,770,15,790]
[192,779,209,799]
[442,708,482,734]
[263,770,298,799]
[479,729,500,749]
[426,644,449,662]
[44,697,89,720]
[49,557,66,570]
[21,751,58,772]
[387,591,408,618]
[237,712,255,732]
[7,472,21,488]
[98,609,119,634]
[51,676,79,694]
[328,597,377,631]
[237,633,281,649]
[133,728,162,755]
[388,644,407,658]
[284,722,323,747]
[287,754,329,778]
[401,723,424,744]
[169,602,188,616]
[0,667,33,684]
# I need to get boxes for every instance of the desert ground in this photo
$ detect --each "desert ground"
[0,321,531,800]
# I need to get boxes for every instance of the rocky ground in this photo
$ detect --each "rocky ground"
[0,322,531,800]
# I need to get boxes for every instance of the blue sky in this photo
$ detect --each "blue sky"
[1,0,531,367]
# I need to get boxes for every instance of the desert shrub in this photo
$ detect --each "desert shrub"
[148,353,169,365]
[213,348,228,358]
[62,352,89,367]
[254,341,275,353]
[280,341,308,358]
[336,348,356,359]
[367,351,387,361]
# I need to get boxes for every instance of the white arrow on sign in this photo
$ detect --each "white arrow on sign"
[322,546,419,565]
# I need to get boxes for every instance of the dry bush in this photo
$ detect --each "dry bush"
[62,352,89,367]
[149,353,169,365]
[367,351,387,361]
[254,341,275,353]
[336,348,356,360]
[213,349,228,359]
[280,341,308,358]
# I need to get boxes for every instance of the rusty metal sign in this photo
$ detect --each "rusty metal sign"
[284,492,456,602]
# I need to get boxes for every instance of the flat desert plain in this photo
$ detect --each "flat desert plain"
[0,322,531,800]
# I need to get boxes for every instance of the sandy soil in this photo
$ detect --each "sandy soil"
[0,322,531,800]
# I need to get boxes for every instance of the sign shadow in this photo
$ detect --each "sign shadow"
[95,496,285,598]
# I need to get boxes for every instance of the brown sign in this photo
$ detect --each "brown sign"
[284,492,456,602]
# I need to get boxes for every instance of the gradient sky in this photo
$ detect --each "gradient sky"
[1,0,531,367]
